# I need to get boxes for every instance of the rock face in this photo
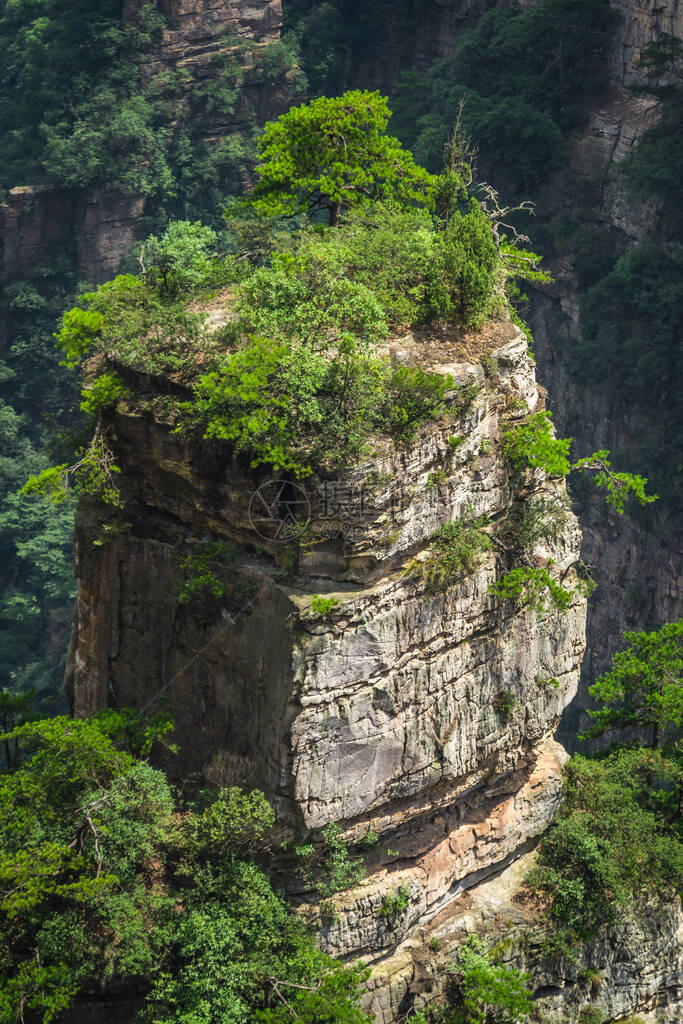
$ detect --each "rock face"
[365,850,683,1024]
[142,0,283,49]
[528,0,683,738]
[67,322,589,1001]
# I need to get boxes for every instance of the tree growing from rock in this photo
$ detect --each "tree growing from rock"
[583,619,683,748]
[250,90,434,226]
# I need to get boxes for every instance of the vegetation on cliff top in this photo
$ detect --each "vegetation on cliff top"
[24,90,534,489]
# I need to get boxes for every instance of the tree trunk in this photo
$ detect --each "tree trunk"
[329,201,341,227]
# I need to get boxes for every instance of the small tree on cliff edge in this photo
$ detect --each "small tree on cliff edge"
[583,619,683,749]
[250,90,434,226]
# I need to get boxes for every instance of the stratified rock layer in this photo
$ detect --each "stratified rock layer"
[365,850,683,1024]
[68,325,587,980]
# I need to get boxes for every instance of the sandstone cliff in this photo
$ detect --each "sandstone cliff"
[528,0,683,739]
[65,311,597,1015]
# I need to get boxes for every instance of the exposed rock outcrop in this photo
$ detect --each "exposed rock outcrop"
[66,319,592,1009]
[365,850,683,1024]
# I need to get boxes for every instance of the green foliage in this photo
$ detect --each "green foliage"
[79,373,126,418]
[237,249,388,346]
[420,510,493,590]
[141,221,220,298]
[526,747,683,956]
[448,934,533,1024]
[251,90,434,225]
[493,691,518,722]
[56,272,215,379]
[571,450,658,514]
[0,401,75,700]
[378,883,413,918]
[577,1009,604,1024]
[22,432,123,509]
[183,335,382,477]
[0,711,372,1024]
[391,0,615,193]
[489,565,576,615]
[187,787,275,859]
[502,412,571,477]
[444,200,499,326]
[381,366,453,443]
[503,415,657,513]
[498,496,570,550]
[178,541,239,606]
[582,620,683,748]
[254,966,374,1024]
[310,595,340,616]
[295,823,366,900]
[56,308,106,369]
[0,3,304,212]
[318,823,366,898]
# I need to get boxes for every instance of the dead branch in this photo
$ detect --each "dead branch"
[478,183,535,249]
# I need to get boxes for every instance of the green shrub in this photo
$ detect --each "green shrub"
[526,747,683,954]
[0,713,372,1024]
[493,690,518,721]
[444,200,499,326]
[182,335,383,477]
[488,565,575,614]
[498,495,570,550]
[140,221,220,297]
[448,934,533,1024]
[310,595,340,616]
[79,373,126,418]
[420,510,493,589]
[178,541,238,606]
[380,365,452,442]
[577,1008,604,1024]
[378,883,413,918]
[502,412,571,477]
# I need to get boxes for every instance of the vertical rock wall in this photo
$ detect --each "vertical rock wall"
[67,322,588,993]
[528,0,683,737]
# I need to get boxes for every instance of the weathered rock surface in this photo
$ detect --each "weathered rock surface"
[364,850,683,1024]
[528,0,683,738]
[68,329,586,848]
[318,738,567,960]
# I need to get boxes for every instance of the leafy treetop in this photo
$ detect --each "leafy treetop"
[251,90,435,226]
[582,619,683,748]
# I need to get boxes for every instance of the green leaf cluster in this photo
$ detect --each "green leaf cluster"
[0,712,374,1024]
[251,90,435,225]
[488,565,576,614]
[502,412,571,477]
[419,510,493,590]
[447,934,533,1024]
[526,745,683,956]
[582,620,683,748]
